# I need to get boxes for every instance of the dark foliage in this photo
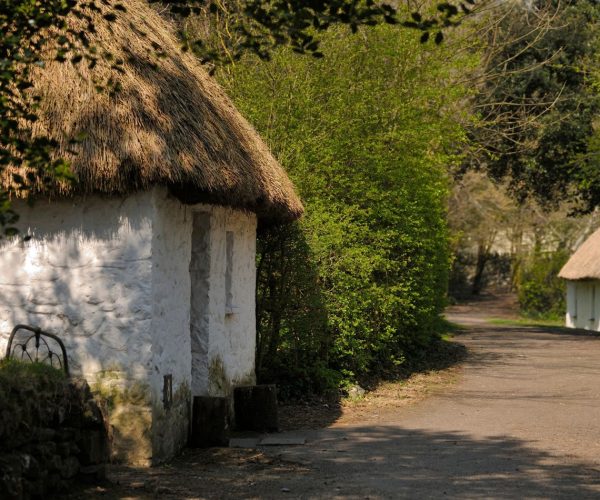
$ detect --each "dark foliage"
[223,24,471,396]
[473,0,600,212]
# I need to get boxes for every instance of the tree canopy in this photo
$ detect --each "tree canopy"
[0,0,475,236]
[470,0,600,212]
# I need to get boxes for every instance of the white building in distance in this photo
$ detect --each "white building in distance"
[559,228,600,331]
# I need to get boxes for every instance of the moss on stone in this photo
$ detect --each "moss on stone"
[233,372,257,388]
[152,382,191,464]
[208,356,229,396]
[90,377,151,410]
[208,355,256,397]
[89,374,153,466]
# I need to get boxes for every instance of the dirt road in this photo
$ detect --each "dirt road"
[81,299,600,499]
[275,320,600,498]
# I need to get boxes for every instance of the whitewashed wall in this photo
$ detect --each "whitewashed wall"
[145,189,258,459]
[565,280,600,331]
[0,188,259,463]
[0,193,155,381]
[566,281,577,328]
[205,205,257,396]
[148,189,257,395]
[149,190,195,460]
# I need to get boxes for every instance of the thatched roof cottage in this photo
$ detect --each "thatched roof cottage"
[0,0,301,465]
[558,228,600,331]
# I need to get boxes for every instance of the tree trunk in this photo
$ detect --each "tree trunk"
[471,242,489,295]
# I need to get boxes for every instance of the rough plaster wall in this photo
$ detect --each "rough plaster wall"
[569,281,600,331]
[0,194,154,380]
[0,189,260,463]
[147,191,258,460]
[566,281,577,328]
[189,211,211,396]
[0,194,156,466]
[149,188,194,461]
[206,207,257,396]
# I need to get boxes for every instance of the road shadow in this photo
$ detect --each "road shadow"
[277,338,467,432]
[450,321,600,370]
[502,323,600,339]
[68,425,600,499]
[277,425,600,499]
[463,323,600,346]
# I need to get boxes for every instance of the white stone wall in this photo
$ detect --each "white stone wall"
[565,280,600,331]
[149,189,195,392]
[566,281,577,328]
[0,193,155,381]
[189,210,212,397]
[145,188,257,393]
[0,188,259,463]
[205,206,257,396]
[148,189,257,459]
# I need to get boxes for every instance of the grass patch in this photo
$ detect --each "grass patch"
[487,317,565,328]
[0,359,68,449]
[440,318,467,339]
[0,357,65,381]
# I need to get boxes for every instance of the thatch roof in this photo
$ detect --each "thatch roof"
[10,0,302,222]
[559,227,600,280]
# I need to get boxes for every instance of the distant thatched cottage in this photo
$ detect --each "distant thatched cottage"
[0,1,302,465]
[558,228,600,331]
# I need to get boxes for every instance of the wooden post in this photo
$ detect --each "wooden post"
[233,384,278,432]
[189,396,230,447]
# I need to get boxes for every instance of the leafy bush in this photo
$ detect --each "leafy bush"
[516,250,569,319]
[221,24,474,396]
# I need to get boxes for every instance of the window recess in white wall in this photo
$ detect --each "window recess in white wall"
[225,231,238,315]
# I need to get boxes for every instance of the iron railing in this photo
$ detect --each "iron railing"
[4,324,69,376]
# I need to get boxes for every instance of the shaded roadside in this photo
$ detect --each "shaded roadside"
[278,337,467,431]
[69,424,600,499]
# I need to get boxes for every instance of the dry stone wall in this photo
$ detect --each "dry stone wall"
[0,363,109,500]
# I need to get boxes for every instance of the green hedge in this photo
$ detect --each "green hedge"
[221,24,474,396]
[516,251,568,319]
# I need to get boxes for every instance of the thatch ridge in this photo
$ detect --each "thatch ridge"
[8,0,302,221]
[559,227,600,280]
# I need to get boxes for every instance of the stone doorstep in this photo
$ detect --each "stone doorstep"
[229,433,307,448]
[259,436,307,446]
[228,437,260,448]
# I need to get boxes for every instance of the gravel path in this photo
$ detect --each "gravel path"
[270,308,600,498]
